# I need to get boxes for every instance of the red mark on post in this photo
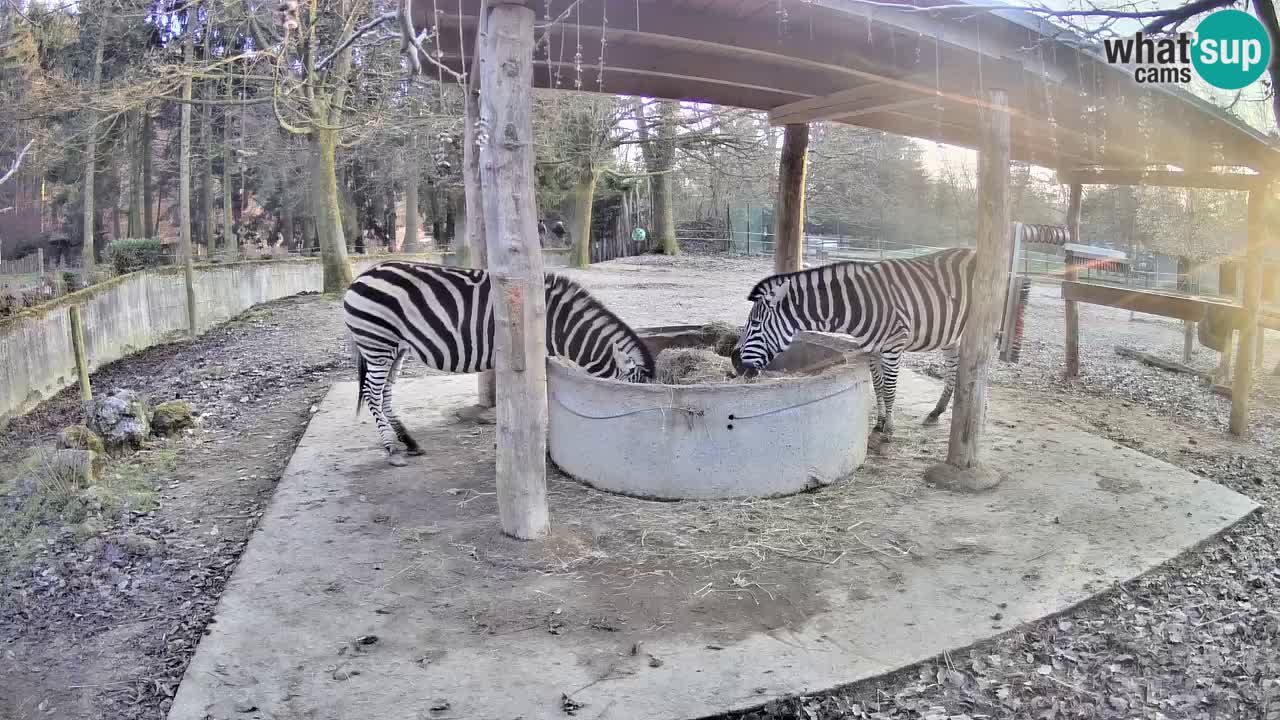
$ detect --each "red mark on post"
[505,283,525,372]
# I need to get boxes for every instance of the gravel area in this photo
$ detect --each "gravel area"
[2,253,1279,720]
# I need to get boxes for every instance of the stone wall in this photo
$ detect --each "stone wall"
[0,256,436,427]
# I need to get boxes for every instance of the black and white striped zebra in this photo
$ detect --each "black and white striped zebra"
[343,261,655,465]
[731,248,976,438]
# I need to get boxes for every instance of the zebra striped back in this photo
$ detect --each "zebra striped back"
[343,261,654,382]
[734,248,975,372]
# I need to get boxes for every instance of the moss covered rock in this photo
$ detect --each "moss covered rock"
[58,424,106,455]
[88,389,151,452]
[150,400,195,436]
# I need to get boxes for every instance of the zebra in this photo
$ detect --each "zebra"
[343,261,655,465]
[731,247,977,439]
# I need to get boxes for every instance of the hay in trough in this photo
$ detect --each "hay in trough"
[701,321,741,357]
[655,348,738,385]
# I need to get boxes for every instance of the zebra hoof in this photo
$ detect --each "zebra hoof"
[405,447,425,456]
[387,454,408,467]
[922,414,940,426]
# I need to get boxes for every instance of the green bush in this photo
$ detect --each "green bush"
[106,238,169,274]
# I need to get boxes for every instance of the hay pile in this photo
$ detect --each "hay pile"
[655,348,737,385]
[701,321,741,357]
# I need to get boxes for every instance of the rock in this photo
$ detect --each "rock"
[87,389,151,452]
[58,425,105,455]
[151,400,195,436]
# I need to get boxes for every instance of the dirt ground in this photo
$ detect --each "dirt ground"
[2,253,1279,720]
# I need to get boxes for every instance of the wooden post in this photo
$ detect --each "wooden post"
[69,306,92,402]
[773,123,808,273]
[924,88,1011,492]
[36,248,44,273]
[478,1,548,539]
[464,39,496,409]
[1229,185,1268,436]
[1064,183,1083,377]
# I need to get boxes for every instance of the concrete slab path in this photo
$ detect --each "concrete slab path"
[168,371,1258,720]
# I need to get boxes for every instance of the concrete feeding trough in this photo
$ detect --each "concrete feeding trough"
[547,324,872,500]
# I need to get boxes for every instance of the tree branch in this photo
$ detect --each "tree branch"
[0,139,34,187]
[1141,0,1237,32]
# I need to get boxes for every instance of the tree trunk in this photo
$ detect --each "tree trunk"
[633,99,679,255]
[384,187,397,251]
[81,23,105,270]
[313,128,352,292]
[200,36,214,257]
[143,109,154,237]
[445,192,457,248]
[570,166,597,268]
[281,197,295,251]
[179,20,197,336]
[773,123,809,273]
[427,179,442,247]
[127,111,143,238]
[651,171,677,255]
[223,78,236,259]
[402,138,420,252]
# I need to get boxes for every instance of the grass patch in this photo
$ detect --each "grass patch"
[0,445,175,571]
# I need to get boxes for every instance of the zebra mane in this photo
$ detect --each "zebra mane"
[544,273,656,377]
[746,261,869,301]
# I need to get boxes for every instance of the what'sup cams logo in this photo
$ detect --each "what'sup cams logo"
[1102,9,1273,90]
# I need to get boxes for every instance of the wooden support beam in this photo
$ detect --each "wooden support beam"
[463,37,496,410]
[478,2,548,539]
[1061,281,1243,323]
[1056,168,1266,192]
[464,2,495,408]
[774,123,808,273]
[924,87,1011,492]
[69,305,91,403]
[1229,184,1268,436]
[1063,184,1083,378]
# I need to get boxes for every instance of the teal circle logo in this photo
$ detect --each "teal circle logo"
[1192,9,1272,90]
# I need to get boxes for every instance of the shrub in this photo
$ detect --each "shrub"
[106,238,169,274]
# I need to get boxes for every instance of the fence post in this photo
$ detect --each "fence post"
[69,305,92,403]
[36,248,44,273]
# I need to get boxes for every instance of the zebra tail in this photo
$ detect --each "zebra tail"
[352,340,367,418]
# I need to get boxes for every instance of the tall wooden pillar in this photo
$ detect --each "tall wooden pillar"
[1229,184,1268,436]
[478,1,548,539]
[1063,182,1083,377]
[924,88,1011,492]
[774,123,808,273]
[464,22,496,409]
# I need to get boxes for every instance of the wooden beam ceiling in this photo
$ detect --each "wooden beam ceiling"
[1056,168,1269,191]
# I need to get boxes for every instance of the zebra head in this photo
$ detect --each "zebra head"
[732,275,797,377]
[613,340,655,383]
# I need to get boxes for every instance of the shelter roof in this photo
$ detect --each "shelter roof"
[427,0,1280,174]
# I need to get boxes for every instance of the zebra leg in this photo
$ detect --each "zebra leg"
[869,355,887,432]
[361,357,408,466]
[924,344,959,425]
[878,351,903,440]
[383,351,423,456]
